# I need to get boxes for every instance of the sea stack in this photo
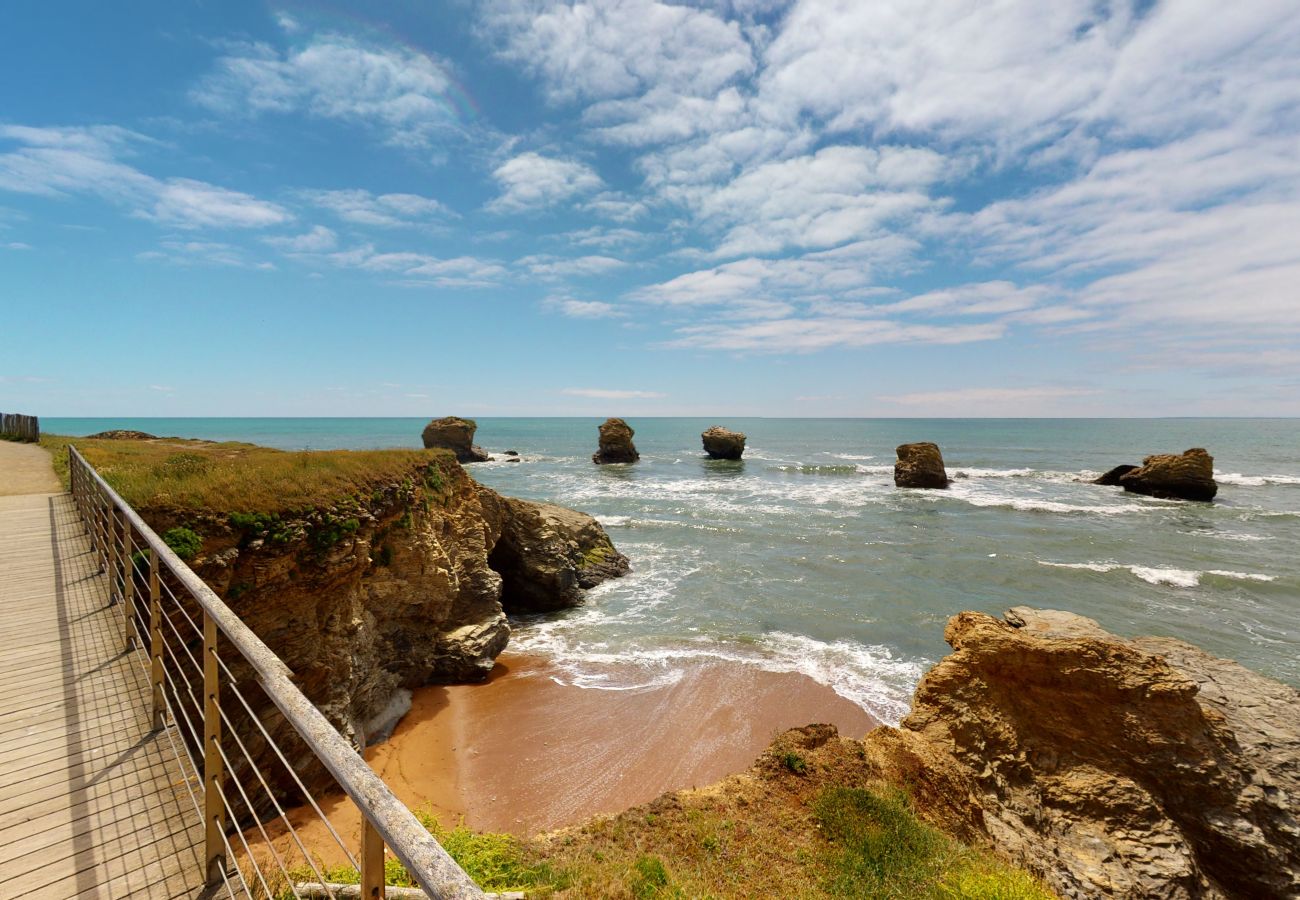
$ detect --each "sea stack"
[894,442,950,489]
[421,416,491,463]
[701,425,746,460]
[592,417,639,464]
[1116,448,1218,501]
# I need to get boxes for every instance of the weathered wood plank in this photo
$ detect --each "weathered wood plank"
[0,492,206,897]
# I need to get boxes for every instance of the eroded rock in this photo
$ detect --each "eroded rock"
[894,442,950,489]
[864,608,1300,900]
[1118,448,1218,501]
[484,492,630,612]
[421,416,491,463]
[593,417,639,464]
[701,425,746,460]
[1093,463,1139,486]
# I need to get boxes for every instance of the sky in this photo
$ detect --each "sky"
[1,0,1298,418]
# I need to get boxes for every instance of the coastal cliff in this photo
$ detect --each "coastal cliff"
[147,452,627,752]
[517,608,1298,899]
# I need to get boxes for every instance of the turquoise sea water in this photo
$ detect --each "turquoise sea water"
[45,417,1300,723]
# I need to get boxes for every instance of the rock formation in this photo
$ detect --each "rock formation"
[421,416,491,463]
[894,442,950,489]
[862,608,1300,900]
[1093,463,1138,486]
[701,425,746,460]
[592,417,639,464]
[86,429,159,440]
[483,493,630,612]
[143,452,627,808]
[1115,448,1218,501]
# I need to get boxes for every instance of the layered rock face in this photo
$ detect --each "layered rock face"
[701,425,746,460]
[483,492,631,612]
[421,416,491,463]
[149,454,626,806]
[865,608,1300,900]
[1117,448,1218,501]
[894,441,950,488]
[593,417,639,464]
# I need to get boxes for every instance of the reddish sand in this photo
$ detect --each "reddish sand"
[272,651,877,867]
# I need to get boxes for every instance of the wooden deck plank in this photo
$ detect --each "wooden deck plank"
[0,492,208,897]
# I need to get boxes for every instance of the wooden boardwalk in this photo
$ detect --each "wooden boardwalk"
[0,490,210,899]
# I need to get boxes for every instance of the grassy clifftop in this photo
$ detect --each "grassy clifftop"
[40,433,453,515]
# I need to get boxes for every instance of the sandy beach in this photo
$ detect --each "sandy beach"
[277,651,876,866]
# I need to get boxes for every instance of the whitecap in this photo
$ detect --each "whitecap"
[1216,471,1300,487]
[1038,561,1275,587]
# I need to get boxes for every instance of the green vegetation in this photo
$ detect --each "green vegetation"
[813,786,1053,900]
[39,432,453,516]
[779,751,809,774]
[161,526,203,560]
[283,811,560,897]
[509,731,1058,899]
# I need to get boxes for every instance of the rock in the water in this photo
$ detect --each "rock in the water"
[701,425,746,460]
[1093,463,1139,486]
[421,416,491,463]
[592,417,639,464]
[484,493,630,611]
[894,442,950,489]
[1118,448,1218,501]
[864,607,1300,900]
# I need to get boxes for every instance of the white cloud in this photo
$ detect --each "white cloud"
[563,226,648,249]
[145,178,291,228]
[561,387,665,399]
[192,35,464,148]
[319,243,506,288]
[666,316,1003,353]
[486,152,603,213]
[3,241,30,250]
[0,125,289,229]
[137,240,272,268]
[688,145,949,257]
[482,0,753,105]
[299,189,453,227]
[264,225,338,253]
[875,386,1100,415]
[520,254,626,277]
[543,297,622,318]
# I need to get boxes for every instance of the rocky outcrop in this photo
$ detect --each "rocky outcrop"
[1117,448,1218,501]
[86,429,159,440]
[484,493,630,612]
[701,425,746,460]
[863,608,1300,900]
[142,452,627,810]
[593,418,639,464]
[894,442,950,489]
[421,416,491,463]
[1093,464,1138,486]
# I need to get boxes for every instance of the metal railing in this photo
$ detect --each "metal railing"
[68,445,487,900]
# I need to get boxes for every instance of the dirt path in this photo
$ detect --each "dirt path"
[0,440,61,495]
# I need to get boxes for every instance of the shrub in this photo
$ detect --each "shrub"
[161,526,202,561]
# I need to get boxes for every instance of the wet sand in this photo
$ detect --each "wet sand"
[279,651,877,863]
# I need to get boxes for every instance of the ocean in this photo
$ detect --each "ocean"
[45,417,1300,724]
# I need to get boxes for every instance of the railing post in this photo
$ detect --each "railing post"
[362,817,387,899]
[105,497,119,594]
[203,610,226,884]
[149,550,165,730]
[121,518,136,649]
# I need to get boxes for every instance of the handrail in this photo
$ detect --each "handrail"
[68,445,486,900]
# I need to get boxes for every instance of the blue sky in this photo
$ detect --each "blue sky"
[2,0,1298,417]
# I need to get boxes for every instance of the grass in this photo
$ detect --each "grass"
[283,810,560,897]
[514,728,1058,899]
[39,432,454,516]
